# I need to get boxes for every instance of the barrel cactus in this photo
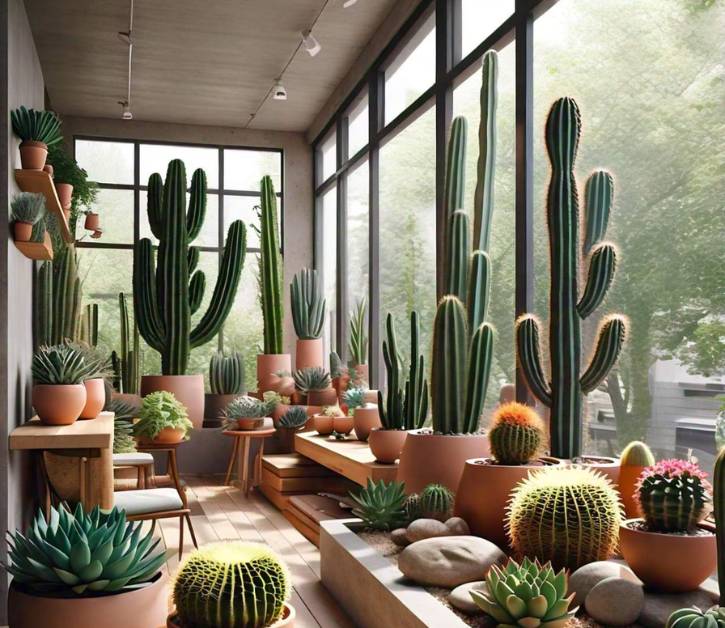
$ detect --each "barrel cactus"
[350,479,407,531]
[173,542,290,628]
[489,402,545,465]
[507,466,622,570]
[418,484,454,521]
[209,350,245,395]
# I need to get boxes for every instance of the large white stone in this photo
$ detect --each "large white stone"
[405,518,449,543]
[448,581,487,614]
[570,560,638,607]
[585,576,644,626]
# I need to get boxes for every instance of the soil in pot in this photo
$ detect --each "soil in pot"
[19,140,47,170]
[80,378,105,419]
[313,414,334,435]
[141,374,205,429]
[368,428,408,464]
[33,384,86,425]
[352,406,381,442]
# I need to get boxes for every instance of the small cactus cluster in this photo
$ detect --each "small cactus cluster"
[350,479,407,531]
[488,402,546,465]
[636,458,712,533]
[278,406,308,429]
[293,367,331,393]
[173,542,290,628]
[224,395,274,420]
[404,484,454,523]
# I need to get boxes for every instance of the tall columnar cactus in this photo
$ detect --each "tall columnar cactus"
[35,246,82,346]
[516,97,627,458]
[133,160,246,374]
[118,292,140,394]
[716,448,725,604]
[209,350,245,395]
[79,303,98,346]
[290,268,325,340]
[257,175,283,355]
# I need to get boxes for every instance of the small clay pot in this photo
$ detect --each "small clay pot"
[619,519,716,592]
[138,426,186,445]
[352,405,381,442]
[80,378,105,419]
[43,163,54,177]
[13,221,32,242]
[333,416,354,435]
[33,384,86,425]
[362,389,379,404]
[167,601,295,628]
[84,212,100,231]
[313,414,334,435]
[234,417,265,431]
[257,354,292,394]
[295,338,324,371]
[368,428,407,464]
[19,140,47,170]
[307,387,338,407]
[55,182,73,210]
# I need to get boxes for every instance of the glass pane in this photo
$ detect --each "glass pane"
[346,92,369,158]
[346,160,369,306]
[140,192,218,248]
[321,187,337,356]
[75,140,134,185]
[224,195,281,250]
[384,13,435,124]
[534,0,725,470]
[91,188,134,245]
[318,132,336,184]
[224,149,281,192]
[460,0,515,59]
[379,106,437,384]
[452,42,516,418]
[140,144,219,189]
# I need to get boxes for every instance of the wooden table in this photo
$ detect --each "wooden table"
[9,412,114,509]
[294,431,398,487]
[223,427,276,495]
[135,441,187,506]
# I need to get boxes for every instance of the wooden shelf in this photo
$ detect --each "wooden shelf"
[14,169,73,243]
[9,412,114,451]
[13,231,53,260]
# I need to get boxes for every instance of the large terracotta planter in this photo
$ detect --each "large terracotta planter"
[33,384,86,425]
[455,456,563,547]
[167,601,295,628]
[397,430,490,494]
[138,426,186,445]
[204,393,237,428]
[18,139,47,170]
[619,464,647,518]
[313,414,334,435]
[619,519,716,592]
[141,374,205,429]
[333,416,354,435]
[368,428,407,464]
[295,338,324,370]
[352,405,381,442]
[257,354,292,394]
[13,221,32,242]
[8,571,168,628]
[307,387,338,407]
[55,182,73,210]
[80,378,105,419]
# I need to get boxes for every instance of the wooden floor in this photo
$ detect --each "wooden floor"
[155,475,354,628]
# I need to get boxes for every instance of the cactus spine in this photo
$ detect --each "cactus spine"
[258,175,283,354]
[516,98,626,458]
[133,160,247,374]
[290,268,325,340]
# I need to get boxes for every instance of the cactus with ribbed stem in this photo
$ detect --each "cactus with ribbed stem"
[489,402,546,465]
[35,246,82,346]
[516,98,626,459]
[716,448,725,604]
[209,350,245,395]
[418,484,454,521]
[79,303,98,346]
[291,268,325,340]
[117,292,140,394]
[133,159,247,374]
[620,440,655,467]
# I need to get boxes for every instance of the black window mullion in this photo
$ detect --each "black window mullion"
[336,116,348,356]
[368,69,383,389]
[217,146,225,352]
[133,141,140,242]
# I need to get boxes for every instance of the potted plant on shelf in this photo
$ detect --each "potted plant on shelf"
[454,402,562,547]
[133,390,193,445]
[619,458,716,592]
[47,143,98,219]
[10,192,46,242]
[347,297,369,385]
[313,404,345,436]
[167,542,294,627]
[618,440,655,518]
[515,96,626,481]
[5,504,168,628]
[344,387,381,442]
[10,106,62,170]
[133,159,246,428]
[291,268,326,370]
[293,366,336,407]
[223,395,274,431]
[204,350,245,428]
[277,406,309,453]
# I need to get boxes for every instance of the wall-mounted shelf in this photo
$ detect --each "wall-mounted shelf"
[14,169,73,243]
[14,231,54,260]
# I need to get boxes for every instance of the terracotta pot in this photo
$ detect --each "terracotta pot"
[455,456,563,547]
[138,426,186,445]
[18,139,47,170]
[13,221,32,242]
[233,417,265,431]
[313,414,334,435]
[32,384,86,425]
[332,373,351,398]
[290,390,305,405]
[9,571,168,628]
[141,374,205,429]
[307,387,338,407]
[619,464,648,518]
[368,428,408,464]
[203,393,237,428]
[271,402,290,427]
[333,416,354,435]
[619,519,716,592]
[351,363,369,386]
[63,208,71,221]
[305,405,322,418]
[80,378,105,419]
[84,212,100,231]
[295,338,324,370]
[43,163,54,176]
[573,455,620,486]
[352,405,381,442]
[111,392,142,412]
[55,182,74,210]
[167,601,295,628]
[277,427,300,453]
[257,354,292,394]
[397,430,490,494]
[363,389,379,404]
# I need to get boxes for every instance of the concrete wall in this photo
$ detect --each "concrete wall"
[1,0,45,620]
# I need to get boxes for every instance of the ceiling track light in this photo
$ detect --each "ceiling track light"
[302,30,322,57]
[118,0,134,119]
[118,100,133,120]
[272,81,288,101]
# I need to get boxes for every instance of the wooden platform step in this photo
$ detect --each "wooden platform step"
[284,494,352,547]
[262,453,337,478]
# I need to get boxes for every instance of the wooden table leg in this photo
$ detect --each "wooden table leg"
[168,449,186,508]
[253,439,265,491]
[224,436,240,486]
[240,437,251,497]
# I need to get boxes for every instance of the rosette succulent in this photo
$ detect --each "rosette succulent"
[350,479,407,531]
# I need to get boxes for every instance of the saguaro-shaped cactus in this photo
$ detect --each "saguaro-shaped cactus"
[516,98,626,458]
[133,159,247,374]
[257,175,283,354]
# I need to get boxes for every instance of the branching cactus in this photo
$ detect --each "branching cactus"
[290,268,325,340]
[133,159,246,374]
[257,176,284,354]
[516,97,627,458]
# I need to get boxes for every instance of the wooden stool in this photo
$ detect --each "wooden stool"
[223,427,276,495]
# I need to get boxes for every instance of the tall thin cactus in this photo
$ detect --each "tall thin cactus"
[118,292,139,394]
[515,98,626,458]
[35,246,82,346]
[257,175,283,354]
[348,298,368,367]
[79,303,98,347]
[133,159,247,374]
[290,268,325,340]
[715,447,724,604]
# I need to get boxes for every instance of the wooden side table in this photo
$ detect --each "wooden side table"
[135,441,187,507]
[223,427,276,495]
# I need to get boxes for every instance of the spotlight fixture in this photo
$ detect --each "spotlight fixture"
[272,81,288,101]
[301,30,321,57]
[118,100,133,120]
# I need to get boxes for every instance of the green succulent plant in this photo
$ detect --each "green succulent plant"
[107,398,138,454]
[278,406,308,429]
[224,395,274,421]
[347,298,369,367]
[47,143,99,213]
[293,366,331,393]
[343,387,366,415]
[290,268,325,340]
[68,341,111,380]
[209,350,245,395]
[350,479,407,531]
[667,608,725,628]
[32,344,94,385]
[418,484,454,522]
[471,557,577,628]
[404,493,421,523]
[132,391,192,441]
[10,106,62,145]
[5,503,166,595]
[330,351,346,378]
[11,192,46,224]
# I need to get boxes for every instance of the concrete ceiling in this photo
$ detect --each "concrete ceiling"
[24,0,399,132]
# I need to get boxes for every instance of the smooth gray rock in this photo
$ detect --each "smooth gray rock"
[585,576,644,626]
[570,560,638,607]
[448,581,487,614]
[391,528,410,547]
[398,536,505,588]
[639,583,719,628]
[444,517,470,536]
[406,518,449,543]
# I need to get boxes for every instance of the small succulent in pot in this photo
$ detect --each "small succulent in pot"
[133,390,193,443]
[223,395,274,431]
[10,192,46,242]
[342,387,366,415]
[278,406,308,430]
[666,607,725,628]
[488,402,545,465]
[350,479,407,531]
[293,366,331,393]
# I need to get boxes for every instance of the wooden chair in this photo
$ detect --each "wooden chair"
[113,451,155,489]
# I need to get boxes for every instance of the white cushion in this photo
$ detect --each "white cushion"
[113,452,155,466]
[114,488,183,515]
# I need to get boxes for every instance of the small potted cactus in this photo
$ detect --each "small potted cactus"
[73,341,112,420]
[277,406,309,453]
[313,404,345,436]
[618,440,655,518]
[619,458,716,592]
[167,542,295,627]
[205,350,245,428]
[347,297,369,386]
[344,386,381,442]
[133,390,193,444]
[405,483,454,522]
[293,366,336,407]
[349,479,408,531]
[290,268,326,370]
[223,395,274,431]
[455,402,562,547]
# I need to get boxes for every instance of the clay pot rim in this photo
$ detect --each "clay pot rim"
[34,382,86,389]
[621,517,715,538]
[572,455,619,467]
[467,456,563,468]
[407,428,487,438]
[20,139,48,148]
[370,427,407,433]
[10,571,164,600]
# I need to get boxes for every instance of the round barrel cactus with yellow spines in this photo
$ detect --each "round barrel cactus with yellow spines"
[489,402,546,465]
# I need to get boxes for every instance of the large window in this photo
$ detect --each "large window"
[75,139,283,390]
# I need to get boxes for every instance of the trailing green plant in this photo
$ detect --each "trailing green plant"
[350,479,407,531]
[79,303,99,347]
[343,387,366,415]
[10,106,62,146]
[134,159,247,375]
[347,298,368,367]
[418,484,454,521]
[667,608,725,628]
[132,390,192,441]
[209,350,245,395]
[116,292,140,394]
[173,542,291,628]
[293,366,331,393]
[488,402,546,465]
[378,311,428,430]
[47,143,99,215]
[5,503,166,595]
[36,246,83,346]
[290,268,325,340]
[10,192,46,224]
[620,440,655,467]
[471,556,577,628]
[507,466,622,570]
[107,398,138,454]
[515,97,627,458]
[31,343,92,385]
[635,459,711,533]
[278,406,309,429]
